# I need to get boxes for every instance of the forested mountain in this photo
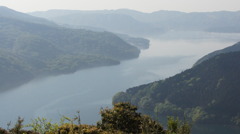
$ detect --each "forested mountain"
[195,41,240,65]
[113,43,240,126]
[0,8,140,92]
[30,9,240,35]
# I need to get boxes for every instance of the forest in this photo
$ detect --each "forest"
[113,46,240,127]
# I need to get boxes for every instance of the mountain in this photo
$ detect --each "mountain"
[113,43,240,126]
[0,8,140,92]
[59,23,150,50]
[29,9,164,35]
[116,34,150,49]
[195,42,240,65]
[114,9,240,33]
[0,6,56,26]
[30,9,240,36]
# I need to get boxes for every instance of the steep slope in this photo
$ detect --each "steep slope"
[0,8,140,91]
[113,49,240,126]
[195,42,240,65]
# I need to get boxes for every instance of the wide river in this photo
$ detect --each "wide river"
[0,32,240,133]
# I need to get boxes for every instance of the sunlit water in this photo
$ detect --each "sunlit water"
[0,33,239,133]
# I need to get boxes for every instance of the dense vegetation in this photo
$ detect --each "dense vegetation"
[0,103,190,134]
[113,48,240,126]
[0,7,140,91]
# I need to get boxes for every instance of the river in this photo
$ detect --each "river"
[0,33,240,133]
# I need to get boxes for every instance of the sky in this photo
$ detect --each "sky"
[0,0,239,13]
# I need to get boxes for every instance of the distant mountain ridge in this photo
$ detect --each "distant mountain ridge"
[0,6,56,26]
[29,9,164,35]
[113,42,240,126]
[0,7,140,92]
[30,9,240,35]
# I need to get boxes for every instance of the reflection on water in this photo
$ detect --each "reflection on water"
[0,34,239,133]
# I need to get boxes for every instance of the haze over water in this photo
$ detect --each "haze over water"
[0,33,239,130]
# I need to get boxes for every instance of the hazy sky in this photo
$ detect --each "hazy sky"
[0,0,239,13]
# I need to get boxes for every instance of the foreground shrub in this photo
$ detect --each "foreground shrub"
[57,124,124,134]
[166,117,191,134]
[26,117,59,134]
[1,102,191,134]
[0,127,9,134]
[98,102,142,133]
[140,115,165,134]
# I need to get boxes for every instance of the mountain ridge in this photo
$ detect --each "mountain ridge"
[113,42,240,126]
[30,9,240,35]
[194,41,240,65]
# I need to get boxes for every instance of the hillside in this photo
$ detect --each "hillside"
[195,41,240,65]
[30,9,240,35]
[113,47,240,126]
[0,8,140,92]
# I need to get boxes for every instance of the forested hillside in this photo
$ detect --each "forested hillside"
[0,7,140,92]
[113,46,240,126]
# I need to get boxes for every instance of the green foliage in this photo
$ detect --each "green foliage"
[98,102,142,133]
[98,102,188,134]
[58,123,127,134]
[154,101,183,117]
[113,51,240,126]
[1,117,39,134]
[184,107,211,123]
[138,96,153,110]
[140,115,165,134]
[0,103,190,134]
[112,92,130,104]
[10,117,24,134]
[166,117,191,134]
[26,117,59,134]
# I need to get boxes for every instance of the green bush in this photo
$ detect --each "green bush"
[0,103,191,134]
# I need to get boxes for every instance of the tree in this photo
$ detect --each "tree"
[166,117,191,134]
[98,102,142,133]
[140,115,165,134]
